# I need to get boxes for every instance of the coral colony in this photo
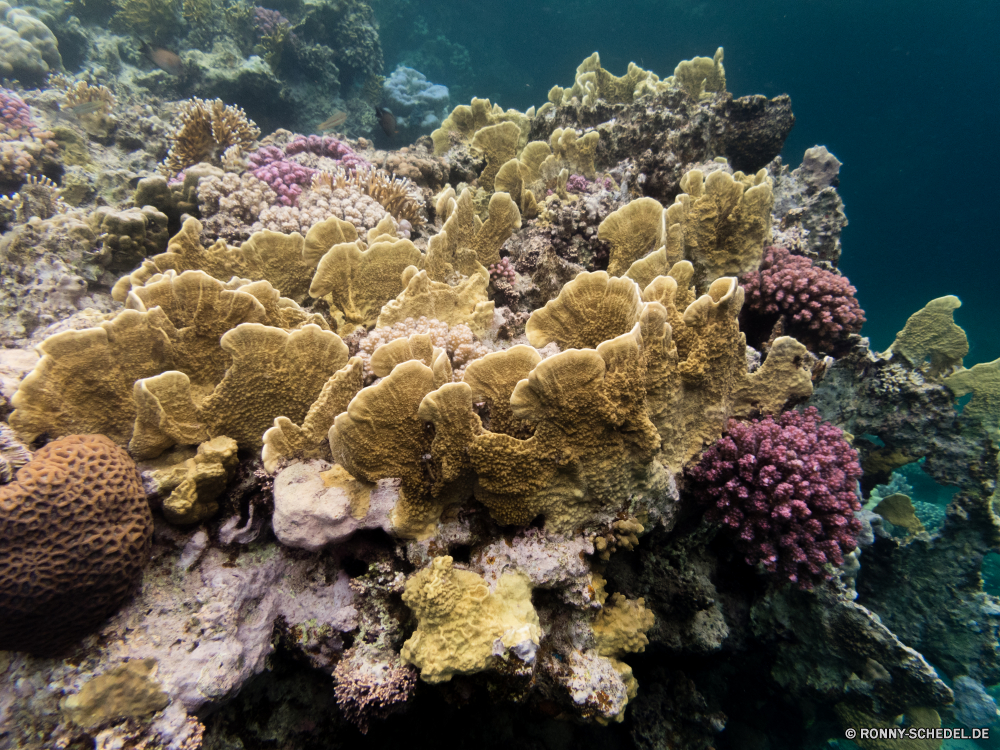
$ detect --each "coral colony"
[0,11,996,749]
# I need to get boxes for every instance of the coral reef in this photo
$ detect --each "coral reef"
[0,38,995,750]
[0,88,58,191]
[162,98,260,177]
[0,2,61,83]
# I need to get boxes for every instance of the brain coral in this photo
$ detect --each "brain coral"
[0,435,152,655]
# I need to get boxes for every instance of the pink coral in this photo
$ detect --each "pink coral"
[247,145,315,206]
[741,245,865,354]
[565,174,590,194]
[0,89,57,186]
[686,407,863,589]
[488,256,516,284]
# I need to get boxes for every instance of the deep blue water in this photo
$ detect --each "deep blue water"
[379,0,1000,363]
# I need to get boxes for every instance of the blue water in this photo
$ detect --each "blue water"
[378,0,1000,362]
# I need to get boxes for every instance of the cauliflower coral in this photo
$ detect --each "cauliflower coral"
[686,407,863,589]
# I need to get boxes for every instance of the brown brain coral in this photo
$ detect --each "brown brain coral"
[0,434,152,655]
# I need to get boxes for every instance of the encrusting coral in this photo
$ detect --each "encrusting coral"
[400,556,541,683]
[146,435,239,524]
[0,435,152,655]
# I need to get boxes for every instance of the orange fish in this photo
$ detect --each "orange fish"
[140,41,184,76]
[316,111,347,132]
[374,106,397,137]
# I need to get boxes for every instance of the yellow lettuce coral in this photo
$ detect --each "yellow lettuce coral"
[131,323,350,456]
[147,436,239,524]
[112,217,318,304]
[468,326,664,530]
[598,197,666,277]
[548,52,664,107]
[673,48,726,100]
[525,271,643,349]
[330,361,481,537]
[377,268,495,337]
[431,98,533,156]
[400,556,540,683]
[261,358,364,473]
[888,296,968,379]
[665,168,774,288]
[309,237,424,334]
[944,358,1000,439]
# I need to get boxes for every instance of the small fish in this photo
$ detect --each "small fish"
[316,111,347,132]
[64,100,105,116]
[374,106,397,137]
[140,41,184,76]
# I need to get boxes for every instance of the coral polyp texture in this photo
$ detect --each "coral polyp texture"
[0,434,152,655]
[0,38,993,750]
[741,244,865,353]
[686,407,863,589]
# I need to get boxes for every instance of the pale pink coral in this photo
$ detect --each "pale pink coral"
[357,316,489,381]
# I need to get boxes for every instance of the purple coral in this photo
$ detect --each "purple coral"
[565,174,591,194]
[247,145,315,205]
[489,257,516,284]
[686,407,863,589]
[252,6,290,37]
[1,89,57,185]
[285,135,369,172]
[741,245,865,354]
[0,90,34,135]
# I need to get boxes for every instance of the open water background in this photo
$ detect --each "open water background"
[378,0,1000,363]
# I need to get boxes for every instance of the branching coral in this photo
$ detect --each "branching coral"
[686,407,862,589]
[0,87,57,186]
[741,245,865,354]
[162,98,260,177]
[334,644,417,733]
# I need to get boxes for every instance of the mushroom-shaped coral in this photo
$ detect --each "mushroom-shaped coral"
[400,556,540,683]
[0,435,152,654]
[525,270,643,349]
[685,407,863,589]
[468,327,664,530]
[330,361,481,538]
[599,197,665,277]
[888,295,969,379]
